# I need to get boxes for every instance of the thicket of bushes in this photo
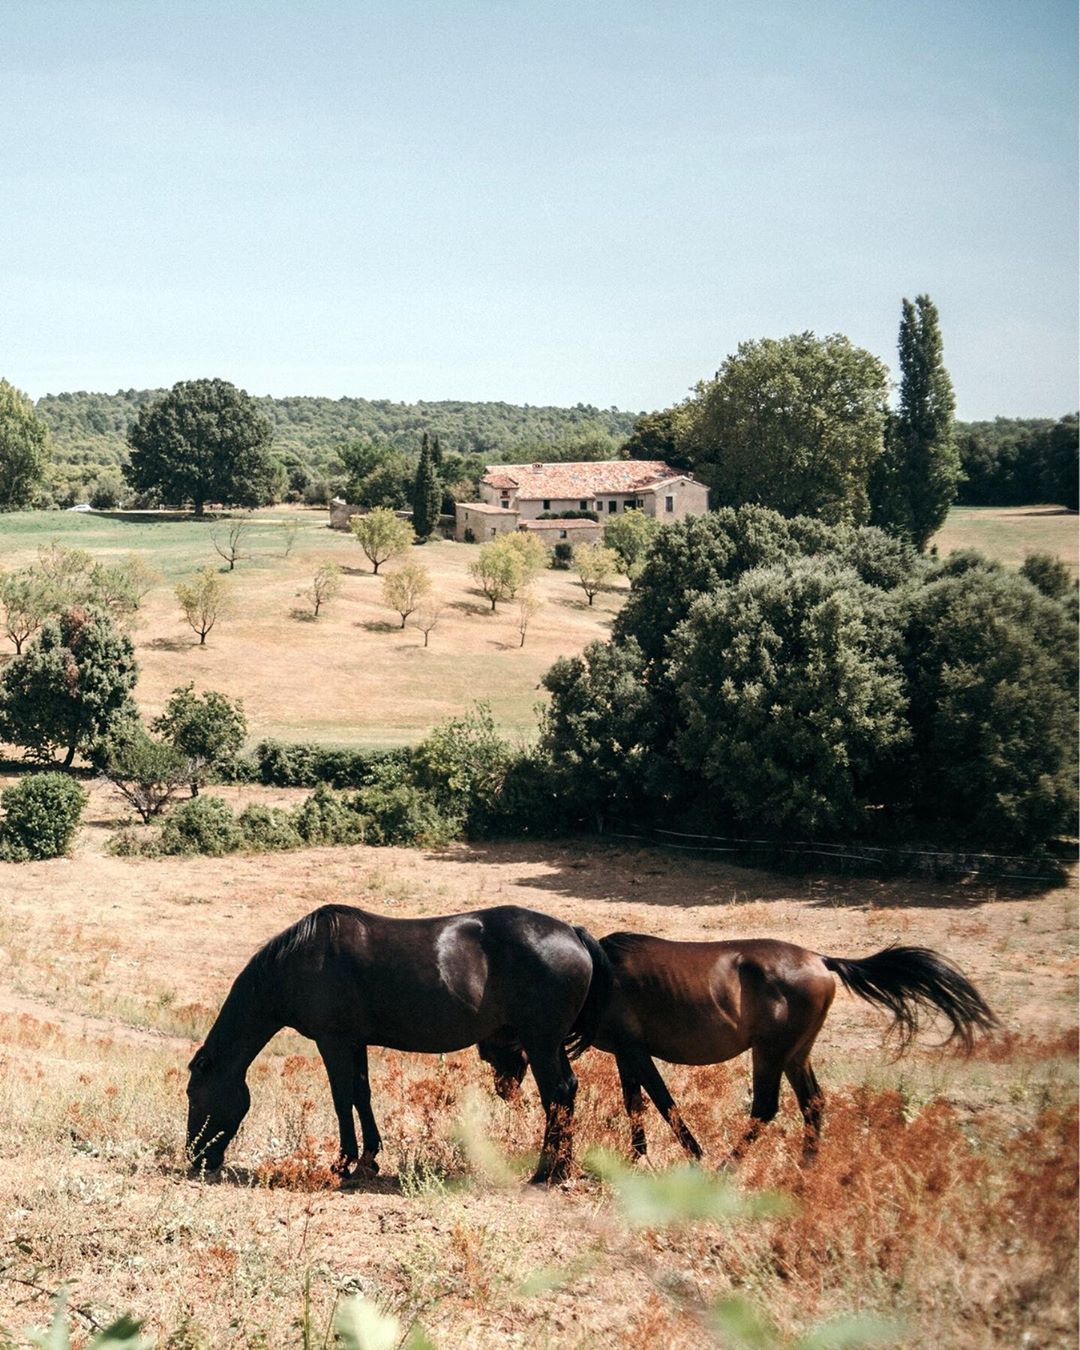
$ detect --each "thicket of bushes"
[539,507,1077,851]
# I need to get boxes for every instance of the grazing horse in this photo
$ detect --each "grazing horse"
[485,935,998,1163]
[186,904,610,1184]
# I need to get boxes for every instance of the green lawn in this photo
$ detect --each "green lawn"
[931,504,1078,576]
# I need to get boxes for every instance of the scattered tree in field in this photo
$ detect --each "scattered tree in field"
[94,718,190,823]
[502,532,547,589]
[603,509,660,578]
[0,379,48,510]
[126,378,275,515]
[686,332,889,523]
[0,607,137,767]
[1019,552,1073,600]
[37,543,93,591]
[176,568,228,644]
[211,519,251,571]
[306,562,342,616]
[350,507,413,574]
[516,589,541,647]
[282,518,299,556]
[470,538,524,611]
[412,601,444,647]
[382,560,432,628]
[0,570,55,653]
[870,295,960,549]
[152,683,247,796]
[412,432,441,541]
[573,542,619,605]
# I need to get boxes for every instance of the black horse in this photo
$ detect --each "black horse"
[485,935,998,1163]
[186,904,610,1184]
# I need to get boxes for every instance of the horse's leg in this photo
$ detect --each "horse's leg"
[315,1036,359,1173]
[524,1043,578,1185]
[729,1044,783,1163]
[352,1044,381,1174]
[623,1049,702,1160]
[616,1054,648,1160]
[784,1057,824,1161]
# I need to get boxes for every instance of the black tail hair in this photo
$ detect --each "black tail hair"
[822,945,999,1052]
[565,926,615,1059]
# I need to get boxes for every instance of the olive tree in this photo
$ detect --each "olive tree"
[382,561,431,628]
[350,507,413,574]
[176,568,228,644]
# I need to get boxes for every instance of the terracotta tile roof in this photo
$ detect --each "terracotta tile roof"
[458,501,517,514]
[482,460,679,499]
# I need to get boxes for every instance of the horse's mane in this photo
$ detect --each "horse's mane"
[600,930,652,956]
[251,904,360,970]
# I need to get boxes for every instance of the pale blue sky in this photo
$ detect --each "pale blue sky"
[3,0,1076,418]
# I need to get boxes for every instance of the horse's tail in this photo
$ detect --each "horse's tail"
[565,926,615,1060]
[821,945,999,1053]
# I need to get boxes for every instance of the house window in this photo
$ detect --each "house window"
[542,499,551,510]
[501,498,509,509]
[559,529,568,539]
[607,501,616,514]
[665,496,674,513]
[579,500,587,511]
[490,528,497,537]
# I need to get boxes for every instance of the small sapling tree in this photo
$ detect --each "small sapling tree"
[412,601,444,647]
[307,562,342,616]
[516,589,541,647]
[176,568,228,645]
[573,542,618,605]
[0,570,55,653]
[282,517,299,556]
[350,507,413,574]
[211,519,251,571]
[382,560,432,628]
[95,719,190,823]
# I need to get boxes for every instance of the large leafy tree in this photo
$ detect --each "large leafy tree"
[686,333,889,524]
[0,379,48,510]
[126,378,275,515]
[870,295,960,549]
[0,607,138,767]
[903,560,1077,846]
[670,560,910,836]
[152,682,247,796]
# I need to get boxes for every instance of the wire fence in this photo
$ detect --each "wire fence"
[602,824,1071,883]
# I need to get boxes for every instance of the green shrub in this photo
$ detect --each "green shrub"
[412,703,511,835]
[292,784,366,846]
[552,542,573,569]
[161,796,242,856]
[0,772,87,860]
[253,739,412,789]
[237,802,303,851]
[352,781,454,847]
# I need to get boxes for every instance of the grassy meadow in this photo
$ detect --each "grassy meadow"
[0,503,1075,1347]
[0,506,625,746]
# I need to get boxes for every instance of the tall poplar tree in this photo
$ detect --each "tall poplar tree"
[411,433,441,540]
[870,295,960,550]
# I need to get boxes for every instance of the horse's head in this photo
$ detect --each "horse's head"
[478,1042,528,1102]
[186,1045,250,1171]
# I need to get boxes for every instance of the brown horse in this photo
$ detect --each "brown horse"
[485,935,998,1162]
[187,904,610,1184]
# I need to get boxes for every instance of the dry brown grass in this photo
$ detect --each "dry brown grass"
[0,507,623,745]
[0,816,1075,1346]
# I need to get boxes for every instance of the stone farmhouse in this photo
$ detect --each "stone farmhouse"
[454,460,708,544]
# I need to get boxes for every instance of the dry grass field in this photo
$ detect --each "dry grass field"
[0,507,624,745]
[0,505,1076,1346]
[0,780,1075,1347]
[931,504,1078,577]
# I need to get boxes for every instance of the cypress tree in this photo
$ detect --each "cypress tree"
[870,295,960,549]
[412,435,441,540]
[431,433,443,470]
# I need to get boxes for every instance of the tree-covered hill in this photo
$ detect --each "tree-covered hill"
[35,388,642,502]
